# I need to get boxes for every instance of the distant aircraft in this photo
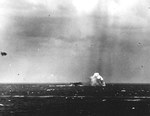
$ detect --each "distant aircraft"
[90,73,106,86]
[1,52,7,56]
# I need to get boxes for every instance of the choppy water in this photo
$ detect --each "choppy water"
[0,83,149,116]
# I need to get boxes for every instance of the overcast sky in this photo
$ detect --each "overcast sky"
[0,0,150,83]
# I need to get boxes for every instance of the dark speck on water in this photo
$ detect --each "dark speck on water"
[0,83,149,116]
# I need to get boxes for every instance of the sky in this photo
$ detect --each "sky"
[0,0,150,83]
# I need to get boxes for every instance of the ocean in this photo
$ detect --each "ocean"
[0,83,149,116]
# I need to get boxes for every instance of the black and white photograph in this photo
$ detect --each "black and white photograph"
[0,0,150,115]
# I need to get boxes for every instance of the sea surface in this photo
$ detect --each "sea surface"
[0,83,149,116]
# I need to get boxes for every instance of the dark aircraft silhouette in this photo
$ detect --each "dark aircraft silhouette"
[1,52,7,56]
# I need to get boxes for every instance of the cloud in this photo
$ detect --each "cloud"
[0,0,150,83]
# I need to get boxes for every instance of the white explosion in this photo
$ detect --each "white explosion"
[90,73,106,86]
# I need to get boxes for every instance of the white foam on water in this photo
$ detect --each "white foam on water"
[0,104,4,106]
